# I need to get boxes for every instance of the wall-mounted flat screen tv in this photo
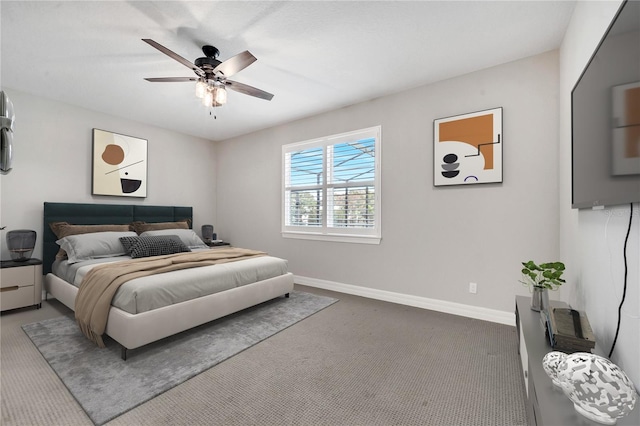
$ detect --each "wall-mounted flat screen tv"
[571,0,640,209]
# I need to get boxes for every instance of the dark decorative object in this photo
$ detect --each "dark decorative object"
[6,229,36,261]
[201,224,215,243]
[548,308,596,353]
[0,90,15,174]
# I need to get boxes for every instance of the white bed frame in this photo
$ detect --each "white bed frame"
[42,202,294,360]
[45,272,294,360]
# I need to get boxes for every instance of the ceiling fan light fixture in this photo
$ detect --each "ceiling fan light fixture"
[195,79,207,99]
[202,87,214,107]
[214,85,227,105]
[201,83,227,108]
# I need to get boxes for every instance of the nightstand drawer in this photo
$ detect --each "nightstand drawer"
[1,266,35,288]
[0,285,35,311]
[0,261,42,311]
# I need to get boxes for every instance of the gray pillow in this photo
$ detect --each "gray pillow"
[56,231,137,264]
[119,235,191,259]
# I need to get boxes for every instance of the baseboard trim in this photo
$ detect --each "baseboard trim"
[294,275,515,326]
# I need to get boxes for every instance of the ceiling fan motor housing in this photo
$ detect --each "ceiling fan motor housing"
[196,45,222,77]
[202,45,219,58]
[195,56,222,73]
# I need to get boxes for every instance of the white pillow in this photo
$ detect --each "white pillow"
[56,231,137,264]
[140,229,208,249]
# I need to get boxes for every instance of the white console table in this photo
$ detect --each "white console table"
[515,296,639,425]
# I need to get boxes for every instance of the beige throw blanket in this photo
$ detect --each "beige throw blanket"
[75,248,266,347]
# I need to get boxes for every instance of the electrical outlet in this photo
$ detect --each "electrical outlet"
[469,282,477,294]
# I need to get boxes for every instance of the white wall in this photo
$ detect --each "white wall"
[215,51,560,316]
[559,0,639,390]
[0,89,217,261]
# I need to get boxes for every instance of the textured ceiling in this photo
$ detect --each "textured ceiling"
[1,1,576,141]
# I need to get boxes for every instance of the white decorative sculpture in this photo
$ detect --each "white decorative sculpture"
[542,351,566,388]
[547,352,638,425]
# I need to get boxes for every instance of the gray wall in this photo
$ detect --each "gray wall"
[0,89,217,261]
[2,2,635,390]
[559,0,639,390]
[215,50,560,316]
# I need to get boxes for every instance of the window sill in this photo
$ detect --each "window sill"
[282,231,381,245]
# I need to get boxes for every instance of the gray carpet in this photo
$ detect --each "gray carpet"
[21,291,337,425]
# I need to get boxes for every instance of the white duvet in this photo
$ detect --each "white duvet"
[52,253,289,314]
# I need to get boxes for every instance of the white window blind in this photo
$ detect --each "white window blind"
[282,126,381,244]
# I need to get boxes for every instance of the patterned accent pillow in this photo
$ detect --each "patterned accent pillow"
[139,229,208,249]
[120,235,191,254]
[119,235,190,259]
[119,236,142,255]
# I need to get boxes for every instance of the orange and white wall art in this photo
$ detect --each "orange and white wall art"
[92,129,147,197]
[433,107,502,186]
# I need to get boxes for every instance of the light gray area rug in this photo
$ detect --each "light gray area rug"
[22,291,337,425]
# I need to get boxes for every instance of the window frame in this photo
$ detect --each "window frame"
[282,125,381,244]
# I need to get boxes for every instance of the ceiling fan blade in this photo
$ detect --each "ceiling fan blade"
[213,51,257,78]
[144,77,197,82]
[225,80,274,101]
[142,39,205,78]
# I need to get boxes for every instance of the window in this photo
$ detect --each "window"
[282,126,381,244]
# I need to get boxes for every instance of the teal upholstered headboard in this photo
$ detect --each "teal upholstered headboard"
[42,202,192,275]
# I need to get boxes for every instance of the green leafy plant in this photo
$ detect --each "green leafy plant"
[519,260,566,290]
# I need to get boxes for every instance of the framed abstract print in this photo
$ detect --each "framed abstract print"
[433,107,503,186]
[92,129,147,197]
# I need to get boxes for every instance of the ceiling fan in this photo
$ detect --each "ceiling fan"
[142,39,274,107]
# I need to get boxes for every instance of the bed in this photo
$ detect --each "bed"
[42,202,294,360]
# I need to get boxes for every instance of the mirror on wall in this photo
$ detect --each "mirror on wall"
[0,91,15,174]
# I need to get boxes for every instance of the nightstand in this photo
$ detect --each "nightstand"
[1,258,43,311]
